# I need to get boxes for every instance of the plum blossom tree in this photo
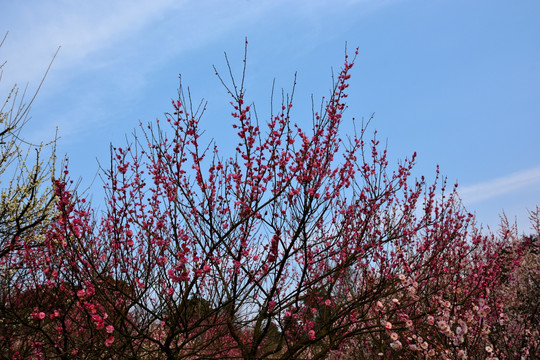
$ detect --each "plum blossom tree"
[2,42,537,359]
[486,209,539,359]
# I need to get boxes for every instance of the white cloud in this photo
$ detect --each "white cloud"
[0,0,182,88]
[0,0,401,86]
[459,166,540,204]
[1,0,403,143]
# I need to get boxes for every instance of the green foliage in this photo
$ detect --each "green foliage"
[0,32,60,259]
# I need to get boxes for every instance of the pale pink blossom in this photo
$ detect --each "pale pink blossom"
[405,319,414,328]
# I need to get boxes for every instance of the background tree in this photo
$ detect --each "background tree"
[0,32,63,357]
[0,33,60,259]
[486,208,539,359]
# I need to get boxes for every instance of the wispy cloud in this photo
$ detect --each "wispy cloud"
[1,0,182,88]
[459,166,540,204]
[1,0,401,89]
[1,0,403,143]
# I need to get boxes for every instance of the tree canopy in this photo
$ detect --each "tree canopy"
[0,42,538,359]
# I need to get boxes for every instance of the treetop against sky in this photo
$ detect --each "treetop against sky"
[0,0,539,231]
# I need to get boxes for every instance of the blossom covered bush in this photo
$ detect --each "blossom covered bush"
[1,43,538,359]
[486,209,539,359]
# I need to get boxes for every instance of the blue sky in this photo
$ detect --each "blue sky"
[1,0,539,233]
